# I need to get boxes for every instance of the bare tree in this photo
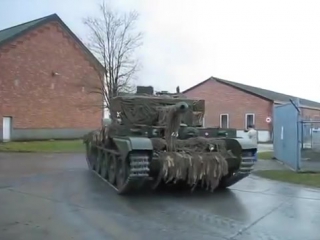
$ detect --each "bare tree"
[82,1,143,119]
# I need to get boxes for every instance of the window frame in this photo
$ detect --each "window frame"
[245,113,255,129]
[219,114,229,128]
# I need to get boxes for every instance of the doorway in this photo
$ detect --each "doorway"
[2,117,12,142]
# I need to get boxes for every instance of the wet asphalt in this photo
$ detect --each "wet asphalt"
[0,153,319,240]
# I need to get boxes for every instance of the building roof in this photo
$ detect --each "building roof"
[183,76,320,109]
[0,13,103,70]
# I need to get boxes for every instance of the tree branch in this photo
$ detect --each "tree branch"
[81,1,143,119]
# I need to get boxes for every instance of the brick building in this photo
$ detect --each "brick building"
[183,76,320,142]
[0,14,103,141]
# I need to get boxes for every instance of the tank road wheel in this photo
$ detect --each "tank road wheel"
[88,145,98,171]
[108,154,117,184]
[116,157,130,193]
[85,142,91,166]
[95,149,103,174]
[85,142,94,170]
[92,148,99,172]
[100,152,109,179]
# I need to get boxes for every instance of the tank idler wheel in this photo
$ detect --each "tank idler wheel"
[116,158,130,193]
[95,149,103,174]
[108,154,117,184]
[100,152,109,179]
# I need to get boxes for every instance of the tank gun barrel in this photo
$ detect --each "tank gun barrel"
[170,101,189,114]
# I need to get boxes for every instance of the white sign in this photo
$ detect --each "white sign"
[266,117,272,123]
[171,132,179,137]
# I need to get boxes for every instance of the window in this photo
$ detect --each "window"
[312,115,320,128]
[245,113,255,129]
[220,114,229,128]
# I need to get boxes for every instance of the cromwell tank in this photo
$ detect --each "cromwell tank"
[84,86,257,194]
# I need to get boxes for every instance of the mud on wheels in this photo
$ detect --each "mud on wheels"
[86,141,151,195]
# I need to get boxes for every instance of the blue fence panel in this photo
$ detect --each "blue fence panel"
[273,102,300,171]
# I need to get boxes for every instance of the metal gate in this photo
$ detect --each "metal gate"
[273,101,300,171]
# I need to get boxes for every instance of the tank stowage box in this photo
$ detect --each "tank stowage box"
[83,86,257,195]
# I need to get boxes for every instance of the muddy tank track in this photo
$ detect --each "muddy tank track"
[86,143,151,194]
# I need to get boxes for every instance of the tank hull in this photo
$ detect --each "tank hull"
[83,131,257,195]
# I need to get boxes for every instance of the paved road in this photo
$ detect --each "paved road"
[0,153,319,240]
[257,144,273,153]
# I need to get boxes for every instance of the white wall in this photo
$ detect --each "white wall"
[104,108,110,119]
[237,130,271,142]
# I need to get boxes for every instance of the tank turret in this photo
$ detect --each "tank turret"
[111,88,204,127]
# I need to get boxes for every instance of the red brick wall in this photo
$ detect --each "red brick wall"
[301,107,320,128]
[184,80,273,130]
[301,107,320,119]
[0,21,102,129]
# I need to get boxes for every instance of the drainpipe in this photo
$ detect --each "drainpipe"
[293,98,302,171]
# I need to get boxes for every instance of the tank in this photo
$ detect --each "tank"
[83,86,257,194]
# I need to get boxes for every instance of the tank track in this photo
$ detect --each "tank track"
[117,153,150,194]
[218,151,255,188]
[88,144,151,195]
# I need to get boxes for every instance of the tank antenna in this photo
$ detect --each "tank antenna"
[176,86,180,93]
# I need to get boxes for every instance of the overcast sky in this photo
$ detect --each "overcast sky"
[1,0,320,101]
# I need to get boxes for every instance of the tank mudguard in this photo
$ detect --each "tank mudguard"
[232,138,257,150]
[219,138,242,169]
[112,137,153,159]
